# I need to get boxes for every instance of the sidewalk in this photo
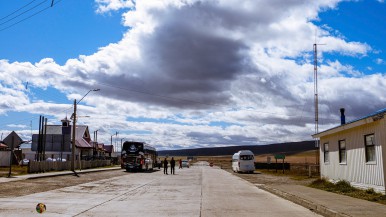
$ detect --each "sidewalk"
[0,166,121,183]
[259,184,386,217]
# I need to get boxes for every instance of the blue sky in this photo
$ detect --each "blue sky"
[0,0,385,150]
[316,0,386,73]
[0,0,126,64]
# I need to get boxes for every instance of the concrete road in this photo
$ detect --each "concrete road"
[0,163,320,217]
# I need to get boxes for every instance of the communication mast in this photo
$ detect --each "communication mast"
[313,43,319,148]
[313,41,324,171]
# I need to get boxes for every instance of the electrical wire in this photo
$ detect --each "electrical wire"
[0,0,62,32]
[0,0,48,26]
[0,0,38,21]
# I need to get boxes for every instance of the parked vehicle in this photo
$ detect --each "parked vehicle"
[232,150,255,173]
[20,159,29,165]
[121,141,157,172]
[181,160,190,168]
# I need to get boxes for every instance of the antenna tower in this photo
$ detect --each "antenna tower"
[313,43,319,147]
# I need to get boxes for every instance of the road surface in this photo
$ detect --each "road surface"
[0,162,320,216]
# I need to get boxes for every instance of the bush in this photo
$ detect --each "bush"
[335,180,355,193]
[365,188,376,195]
[310,178,335,191]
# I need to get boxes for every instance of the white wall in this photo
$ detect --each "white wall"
[320,119,385,193]
[0,151,10,166]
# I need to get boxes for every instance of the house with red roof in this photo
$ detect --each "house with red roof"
[30,117,96,161]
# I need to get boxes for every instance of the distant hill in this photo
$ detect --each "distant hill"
[158,140,316,156]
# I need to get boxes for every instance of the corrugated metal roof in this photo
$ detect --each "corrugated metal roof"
[45,125,63,134]
[313,108,386,137]
[348,108,386,124]
[44,125,88,138]
[75,126,87,139]
[76,137,93,148]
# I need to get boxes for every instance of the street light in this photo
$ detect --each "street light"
[71,89,100,172]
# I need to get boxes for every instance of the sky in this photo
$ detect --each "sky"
[0,0,385,151]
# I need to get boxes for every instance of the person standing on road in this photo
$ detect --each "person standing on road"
[179,159,182,169]
[163,158,168,175]
[170,157,176,175]
[157,158,161,169]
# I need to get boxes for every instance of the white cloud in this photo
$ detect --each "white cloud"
[95,0,135,13]
[1,0,385,149]
[375,58,384,64]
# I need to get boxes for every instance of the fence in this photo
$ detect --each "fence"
[28,160,111,173]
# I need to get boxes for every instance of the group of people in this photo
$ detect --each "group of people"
[158,157,184,175]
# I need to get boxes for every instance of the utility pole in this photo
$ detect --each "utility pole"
[71,89,100,172]
[71,99,77,172]
[7,136,14,177]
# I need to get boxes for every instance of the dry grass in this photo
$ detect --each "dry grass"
[310,178,386,205]
[0,165,28,177]
[192,151,320,179]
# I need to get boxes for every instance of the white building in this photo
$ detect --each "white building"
[313,108,386,193]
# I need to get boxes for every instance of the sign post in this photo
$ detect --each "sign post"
[274,154,285,174]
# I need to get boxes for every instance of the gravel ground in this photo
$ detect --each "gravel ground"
[222,167,317,186]
[0,170,129,198]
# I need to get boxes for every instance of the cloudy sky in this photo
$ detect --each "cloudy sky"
[0,0,385,151]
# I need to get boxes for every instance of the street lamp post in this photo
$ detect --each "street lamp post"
[71,89,100,172]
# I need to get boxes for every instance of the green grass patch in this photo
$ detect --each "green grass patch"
[309,178,386,205]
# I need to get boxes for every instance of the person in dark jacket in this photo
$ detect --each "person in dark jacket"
[163,158,168,175]
[170,157,176,175]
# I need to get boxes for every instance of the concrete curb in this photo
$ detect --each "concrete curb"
[258,185,351,217]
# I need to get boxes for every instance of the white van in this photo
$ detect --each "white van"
[232,150,255,173]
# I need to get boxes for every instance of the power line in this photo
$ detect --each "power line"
[0,0,48,27]
[0,0,62,32]
[0,0,38,21]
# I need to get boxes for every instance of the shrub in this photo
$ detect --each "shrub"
[335,180,355,193]
[365,188,376,195]
[310,178,335,191]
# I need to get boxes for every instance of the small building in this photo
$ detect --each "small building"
[313,108,386,193]
[31,117,94,161]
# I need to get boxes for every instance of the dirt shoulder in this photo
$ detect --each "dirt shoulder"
[222,167,317,186]
[0,170,129,198]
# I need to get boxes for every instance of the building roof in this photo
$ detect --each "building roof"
[45,125,63,134]
[34,124,92,149]
[76,137,93,148]
[0,142,8,149]
[3,131,23,148]
[313,108,386,138]
[46,125,88,140]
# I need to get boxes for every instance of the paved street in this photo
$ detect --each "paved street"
[0,163,320,217]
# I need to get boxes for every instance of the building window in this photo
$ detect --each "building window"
[339,140,346,164]
[323,143,329,163]
[365,134,376,162]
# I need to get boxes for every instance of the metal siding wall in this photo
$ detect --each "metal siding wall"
[320,120,385,190]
